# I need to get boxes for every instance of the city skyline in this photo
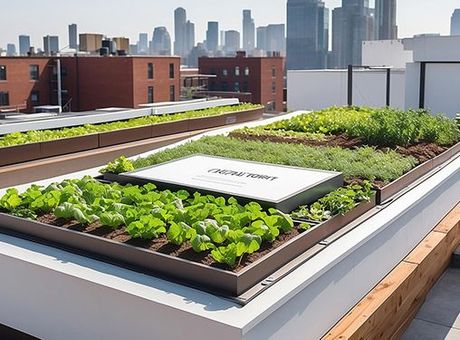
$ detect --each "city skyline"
[0,0,458,49]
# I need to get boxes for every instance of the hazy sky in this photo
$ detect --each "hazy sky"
[1,0,458,49]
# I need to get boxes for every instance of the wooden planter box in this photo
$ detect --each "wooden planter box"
[376,141,460,203]
[151,120,189,138]
[0,143,41,167]
[99,125,152,148]
[40,134,99,158]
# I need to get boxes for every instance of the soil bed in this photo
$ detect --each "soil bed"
[36,213,304,272]
[229,131,450,164]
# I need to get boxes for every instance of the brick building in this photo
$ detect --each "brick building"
[198,52,284,111]
[0,56,181,112]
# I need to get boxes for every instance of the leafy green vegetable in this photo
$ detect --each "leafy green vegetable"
[126,216,166,240]
[211,244,238,267]
[191,234,215,252]
[166,222,196,245]
[291,181,374,222]
[100,211,125,229]
[0,188,22,210]
[100,156,134,174]
[0,104,262,149]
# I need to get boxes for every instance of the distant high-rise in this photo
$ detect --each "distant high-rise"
[257,24,286,55]
[242,10,255,53]
[451,9,460,36]
[287,0,329,70]
[332,0,375,68]
[138,33,149,54]
[6,44,16,56]
[185,20,195,56]
[43,35,59,55]
[224,30,241,54]
[18,35,31,55]
[174,7,187,57]
[375,0,397,40]
[152,27,172,55]
[69,24,78,49]
[206,22,219,53]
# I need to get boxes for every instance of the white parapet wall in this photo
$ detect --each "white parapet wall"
[287,69,405,111]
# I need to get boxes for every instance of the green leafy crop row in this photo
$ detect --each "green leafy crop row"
[264,107,460,147]
[0,176,298,268]
[291,182,374,222]
[0,103,262,148]
[115,136,417,184]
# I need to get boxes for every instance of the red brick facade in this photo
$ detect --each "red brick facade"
[198,53,284,112]
[0,56,180,112]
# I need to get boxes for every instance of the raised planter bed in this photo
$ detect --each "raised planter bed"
[376,141,460,203]
[0,107,264,167]
[99,125,152,148]
[40,134,100,158]
[0,182,375,300]
[0,143,41,167]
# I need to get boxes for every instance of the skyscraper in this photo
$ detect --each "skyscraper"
[451,9,460,36]
[69,24,78,49]
[332,0,374,68]
[185,20,195,56]
[138,33,149,54]
[206,21,219,53]
[224,30,241,54]
[174,7,187,57]
[18,35,31,55]
[6,44,16,56]
[257,24,286,55]
[43,35,59,55]
[287,0,329,70]
[152,27,172,55]
[242,10,255,53]
[375,0,397,40]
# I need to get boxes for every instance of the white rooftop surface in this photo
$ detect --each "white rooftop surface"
[127,155,339,202]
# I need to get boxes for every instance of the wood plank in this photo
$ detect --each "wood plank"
[323,204,460,340]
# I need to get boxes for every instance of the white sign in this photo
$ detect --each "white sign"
[124,155,343,211]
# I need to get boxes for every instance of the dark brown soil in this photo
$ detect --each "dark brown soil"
[395,143,448,163]
[230,131,451,168]
[36,214,307,272]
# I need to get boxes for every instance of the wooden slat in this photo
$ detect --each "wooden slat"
[323,203,460,340]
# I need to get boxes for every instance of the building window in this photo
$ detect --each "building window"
[235,66,240,76]
[272,66,276,77]
[169,85,175,101]
[31,91,40,105]
[148,86,154,103]
[148,63,154,79]
[244,66,250,76]
[169,64,175,79]
[29,65,39,80]
[222,68,228,77]
[234,82,240,92]
[0,92,9,106]
[0,65,6,80]
[272,81,276,94]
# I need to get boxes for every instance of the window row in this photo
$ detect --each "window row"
[209,81,250,93]
[147,85,176,103]
[147,63,176,79]
[0,91,40,107]
[0,65,40,81]
[210,66,250,78]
